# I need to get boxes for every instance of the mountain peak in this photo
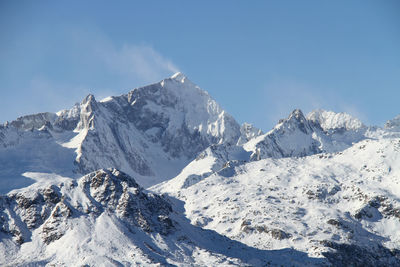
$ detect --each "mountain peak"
[288,109,306,121]
[170,72,187,83]
[276,108,315,136]
[81,94,96,105]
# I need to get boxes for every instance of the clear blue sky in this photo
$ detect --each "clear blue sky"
[1,0,399,130]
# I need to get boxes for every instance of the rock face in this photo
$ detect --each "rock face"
[0,168,175,247]
[80,169,174,234]
[322,241,400,267]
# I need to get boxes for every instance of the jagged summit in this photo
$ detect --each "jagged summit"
[242,108,370,160]
[288,108,306,120]
[170,71,187,82]
[281,108,315,134]
[81,93,96,104]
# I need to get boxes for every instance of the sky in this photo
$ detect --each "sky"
[0,0,399,131]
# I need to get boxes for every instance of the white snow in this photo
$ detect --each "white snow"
[307,109,365,131]
[154,135,400,260]
[99,96,114,102]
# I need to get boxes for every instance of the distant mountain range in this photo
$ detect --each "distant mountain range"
[1,73,399,266]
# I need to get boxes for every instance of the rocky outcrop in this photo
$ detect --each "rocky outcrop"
[80,169,174,234]
[240,220,292,240]
[354,195,400,222]
[0,168,176,246]
[321,241,400,266]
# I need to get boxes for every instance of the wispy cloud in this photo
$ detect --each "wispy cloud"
[67,26,180,86]
[101,43,179,85]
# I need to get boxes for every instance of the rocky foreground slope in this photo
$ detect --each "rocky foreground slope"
[1,73,400,266]
[0,168,323,266]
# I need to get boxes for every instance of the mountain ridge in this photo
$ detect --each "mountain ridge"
[1,73,400,266]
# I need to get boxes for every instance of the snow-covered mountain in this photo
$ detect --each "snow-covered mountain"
[242,109,369,161]
[1,73,400,266]
[0,73,242,191]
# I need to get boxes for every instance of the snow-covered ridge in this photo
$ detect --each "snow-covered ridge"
[242,108,370,161]
[1,72,400,265]
[154,108,377,193]
[8,112,57,131]
[307,109,365,131]
[1,71,396,193]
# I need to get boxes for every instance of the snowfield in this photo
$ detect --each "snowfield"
[1,73,400,266]
[154,136,400,264]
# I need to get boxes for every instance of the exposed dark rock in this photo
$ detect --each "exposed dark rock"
[240,220,291,240]
[42,201,72,244]
[354,195,400,222]
[0,168,176,246]
[321,240,400,266]
[269,229,291,240]
[327,219,342,228]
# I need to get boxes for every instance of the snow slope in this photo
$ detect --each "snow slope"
[154,132,400,266]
